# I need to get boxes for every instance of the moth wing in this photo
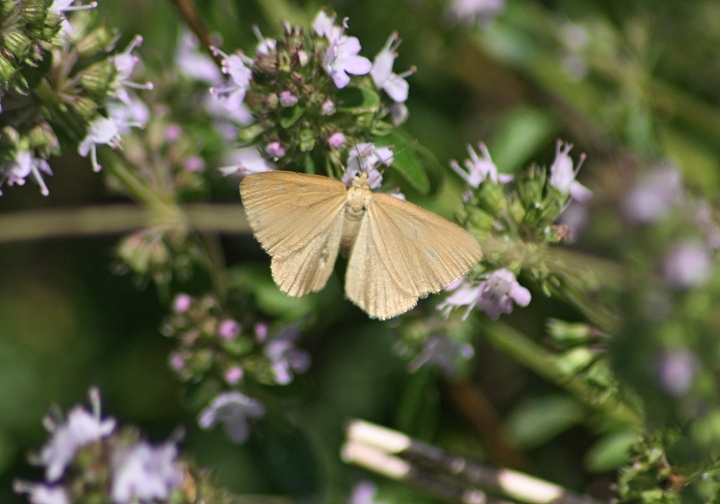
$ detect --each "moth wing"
[240,171,347,297]
[345,193,482,319]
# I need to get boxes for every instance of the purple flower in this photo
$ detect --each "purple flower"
[255,323,268,342]
[253,26,277,55]
[623,163,684,224]
[448,0,505,26]
[321,99,336,115]
[198,392,265,443]
[224,366,244,385]
[111,36,154,104]
[0,151,52,196]
[266,141,287,159]
[175,29,222,84]
[661,240,712,288]
[279,91,298,107]
[450,143,511,187]
[210,48,253,111]
[14,483,69,504]
[347,481,387,504]
[264,327,311,385]
[218,147,276,177]
[313,10,344,40]
[110,441,183,504]
[657,349,698,397]
[328,132,346,149]
[548,140,591,202]
[371,33,414,103]
[408,335,474,377]
[184,156,205,172]
[168,352,186,372]
[78,117,124,172]
[314,12,371,88]
[218,319,241,341]
[39,389,116,482]
[172,294,192,313]
[390,102,408,126]
[438,270,531,320]
[342,143,394,189]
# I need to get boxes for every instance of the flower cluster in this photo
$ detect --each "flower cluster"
[0,1,151,195]
[15,389,184,504]
[209,10,413,178]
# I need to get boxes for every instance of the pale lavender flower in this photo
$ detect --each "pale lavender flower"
[107,97,149,134]
[623,163,684,224]
[266,141,286,159]
[328,132,346,149]
[657,349,698,397]
[184,156,205,172]
[476,269,531,319]
[198,392,265,443]
[371,33,414,103]
[204,93,253,140]
[78,117,122,172]
[40,389,116,482]
[218,147,276,177]
[111,36,154,105]
[314,12,371,89]
[448,0,505,26]
[255,323,268,342]
[548,140,591,202]
[437,279,481,320]
[210,48,253,111]
[49,0,97,35]
[253,26,277,55]
[15,483,69,504]
[661,240,712,288]
[347,481,387,504]
[279,91,298,107]
[0,151,52,196]
[408,335,474,377]
[168,352,186,372]
[321,99,336,115]
[264,327,311,385]
[172,294,192,313]
[218,319,240,341]
[110,441,183,504]
[343,143,393,189]
[175,29,222,84]
[224,366,244,385]
[313,10,344,40]
[390,102,408,126]
[450,143,511,186]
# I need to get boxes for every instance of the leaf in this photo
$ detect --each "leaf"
[280,104,305,128]
[585,430,638,473]
[491,108,558,173]
[505,394,584,449]
[336,86,381,113]
[373,131,431,194]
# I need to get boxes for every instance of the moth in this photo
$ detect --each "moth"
[240,170,482,319]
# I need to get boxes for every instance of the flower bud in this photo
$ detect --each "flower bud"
[4,30,33,58]
[79,60,117,96]
[76,26,119,58]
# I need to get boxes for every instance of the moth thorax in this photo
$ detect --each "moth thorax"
[340,187,370,256]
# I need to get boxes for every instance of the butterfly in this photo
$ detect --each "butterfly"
[240,170,482,319]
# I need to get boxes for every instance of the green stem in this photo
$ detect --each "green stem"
[483,321,642,427]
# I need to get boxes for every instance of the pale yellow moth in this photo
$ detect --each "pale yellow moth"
[240,170,482,319]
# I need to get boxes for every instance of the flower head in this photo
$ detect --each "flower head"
[314,12,371,89]
[342,143,393,189]
[110,441,183,504]
[408,335,474,377]
[548,140,591,202]
[438,270,531,320]
[263,327,311,385]
[450,143,511,187]
[371,33,414,103]
[210,48,253,111]
[0,151,52,196]
[198,392,265,443]
[39,389,116,482]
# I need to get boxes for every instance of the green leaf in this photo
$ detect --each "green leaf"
[373,131,431,194]
[280,104,304,128]
[336,86,381,113]
[228,265,314,320]
[491,107,558,173]
[585,430,638,472]
[505,394,584,449]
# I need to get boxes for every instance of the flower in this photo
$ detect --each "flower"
[342,143,394,189]
[438,270,531,320]
[661,240,712,288]
[78,117,123,172]
[175,30,222,84]
[371,33,414,103]
[347,481,387,504]
[279,90,298,107]
[111,36,154,105]
[210,48,253,111]
[224,366,244,385]
[0,151,52,196]
[328,132,346,149]
[408,335,474,377]
[253,26,277,55]
[657,349,698,397]
[39,390,116,482]
[448,0,505,26]
[623,163,684,224]
[266,141,287,159]
[14,483,69,504]
[548,140,591,202]
[218,147,276,176]
[49,0,97,35]
[110,441,183,504]
[172,294,192,313]
[313,12,372,89]
[198,392,265,443]
[263,327,311,385]
[450,143,511,187]
[218,319,241,340]
[390,102,408,126]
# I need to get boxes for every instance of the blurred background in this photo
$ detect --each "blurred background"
[2,0,720,502]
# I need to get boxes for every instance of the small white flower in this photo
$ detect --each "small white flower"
[111,441,183,504]
[78,117,123,172]
[210,48,254,111]
[451,143,511,187]
[218,147,276,177]
[14,483,69,504]
[371,33,414,103]
[111,36,153,104]
[0,151,52,196]
[548,140,591,202]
